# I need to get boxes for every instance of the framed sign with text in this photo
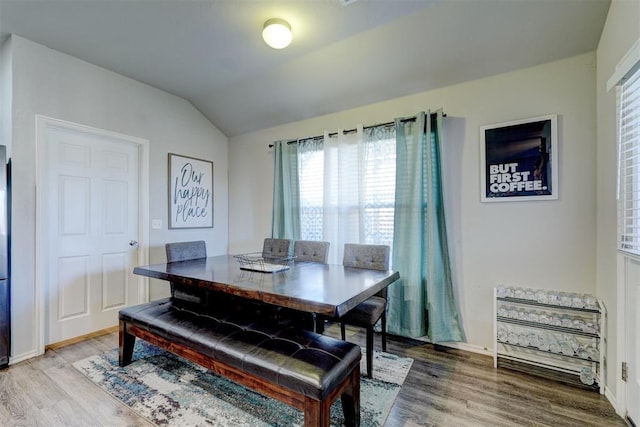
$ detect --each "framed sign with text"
[480,114,558,202]
[168,153,213,228]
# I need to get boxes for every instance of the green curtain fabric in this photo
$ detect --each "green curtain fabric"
[388,111,465,342]
[271,140,301,240]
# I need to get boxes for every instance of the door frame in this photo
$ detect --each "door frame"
[616,254,628,417]
[34,115,150,354]
[617,253,639,422]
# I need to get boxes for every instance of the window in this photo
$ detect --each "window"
[298,137,324,241]
[618,67,640,255]
[297,125,397,248]
[361,125,396,247]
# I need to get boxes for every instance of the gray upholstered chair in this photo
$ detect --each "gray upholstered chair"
[272,240,329,329]
[165,241,207,305]
[340,243,391,378]
[293,240,330,264]
[262,238,292,259]
[166,240,207,262]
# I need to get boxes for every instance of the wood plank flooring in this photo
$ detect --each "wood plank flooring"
[0,324,627,426]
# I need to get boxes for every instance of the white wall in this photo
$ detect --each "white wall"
[5,35,229,362]
[596,0,640,408]
[229,53,598,354]
[0,37,10,157]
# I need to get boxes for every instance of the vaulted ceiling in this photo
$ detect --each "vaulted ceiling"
[0,0,611,137]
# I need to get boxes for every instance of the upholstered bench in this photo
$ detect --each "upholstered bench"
[119,299,361,427]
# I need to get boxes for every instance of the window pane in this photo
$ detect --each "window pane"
[299,138,324,241]
[363,125,396,247]
[618,68,640,255]
[297,125,397,249]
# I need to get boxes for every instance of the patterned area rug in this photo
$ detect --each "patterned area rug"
[73,340,413,426]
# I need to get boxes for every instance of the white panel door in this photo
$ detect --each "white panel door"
[626,258,640,425]
[45,125,140,344]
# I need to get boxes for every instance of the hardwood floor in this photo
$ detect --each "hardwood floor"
[0,324,627,426]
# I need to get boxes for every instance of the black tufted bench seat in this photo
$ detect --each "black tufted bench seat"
[119,298,361,426]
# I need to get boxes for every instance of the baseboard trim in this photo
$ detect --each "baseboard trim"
[9,349,43,366]
[436,341,493,357]
[45,325,119,351]
[409,335,493,357]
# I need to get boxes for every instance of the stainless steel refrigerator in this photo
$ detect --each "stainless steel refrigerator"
[0,145,10,368]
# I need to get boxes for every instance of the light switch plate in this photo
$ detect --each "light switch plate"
[152,219,162,229]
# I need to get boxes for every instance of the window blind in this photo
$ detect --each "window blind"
[298,138,324,241]
[296,126,397,248]
[618,67,640,255]
[361,125,396,247]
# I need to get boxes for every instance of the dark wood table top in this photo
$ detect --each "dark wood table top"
[133,255,399,318]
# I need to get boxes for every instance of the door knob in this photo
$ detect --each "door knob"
[129,240,139,247]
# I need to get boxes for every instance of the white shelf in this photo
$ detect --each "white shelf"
[493,287,605,394]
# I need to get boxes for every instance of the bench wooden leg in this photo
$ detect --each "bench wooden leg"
[302,364,360,427]
[341,364,361,427]
[119,320,135,367]
[303,399,332,427]
[303,397,323,427]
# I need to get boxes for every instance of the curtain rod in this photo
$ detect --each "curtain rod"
[268,111,446,147]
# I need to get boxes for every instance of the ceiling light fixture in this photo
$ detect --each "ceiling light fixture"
[262,18,292,49]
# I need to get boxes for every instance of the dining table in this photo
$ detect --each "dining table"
[132,254,400,319]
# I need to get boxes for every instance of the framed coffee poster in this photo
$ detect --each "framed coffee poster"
[168,153,213,228]
[480,114,558,202]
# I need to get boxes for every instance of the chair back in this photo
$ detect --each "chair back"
[341,243,391,378]
[165,241,207,305]
[165,240,207,262]
[342,243,390,271]
[294,240,330,264]
[262,238,292,259]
